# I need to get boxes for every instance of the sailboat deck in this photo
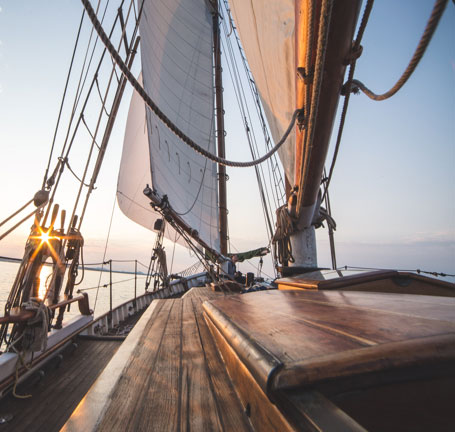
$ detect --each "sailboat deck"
[0,338,121,432]
[64,286,253,431]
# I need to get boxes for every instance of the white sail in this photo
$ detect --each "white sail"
[118,0,220,252]
[229,0,296,185]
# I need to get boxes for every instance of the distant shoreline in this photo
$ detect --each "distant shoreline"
[0,256,145,275]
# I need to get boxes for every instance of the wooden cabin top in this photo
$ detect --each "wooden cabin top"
[203,289,455,394]
[276,269,455,297]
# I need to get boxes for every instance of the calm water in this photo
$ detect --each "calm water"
[0,260,148,323]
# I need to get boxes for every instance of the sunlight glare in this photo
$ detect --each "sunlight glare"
[38,265,53,299]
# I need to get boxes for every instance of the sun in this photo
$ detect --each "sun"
[40,230,51,244]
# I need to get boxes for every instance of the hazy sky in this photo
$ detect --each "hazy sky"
[0,0,453,281]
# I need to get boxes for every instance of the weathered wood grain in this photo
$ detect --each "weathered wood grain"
[0,338,121,432]
[95,288,251,431]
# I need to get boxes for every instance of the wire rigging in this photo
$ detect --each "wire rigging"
[80,0,302,169]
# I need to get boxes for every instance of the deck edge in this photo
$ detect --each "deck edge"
[61,300,160,432]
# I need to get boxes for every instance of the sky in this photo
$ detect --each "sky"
[0,0,454,281]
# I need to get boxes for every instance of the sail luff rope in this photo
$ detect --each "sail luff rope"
[80,0,301,169]
[350,0,448,101]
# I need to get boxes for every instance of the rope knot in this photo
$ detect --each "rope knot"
[343,43,363,65]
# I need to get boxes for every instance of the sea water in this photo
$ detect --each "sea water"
[0,260,149,323]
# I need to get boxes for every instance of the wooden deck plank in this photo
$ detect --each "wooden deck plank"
[0,338,121,432]
[94,290,251,431]
[191,296,253,432]
[178,296,222,431]
[96,299,174,431]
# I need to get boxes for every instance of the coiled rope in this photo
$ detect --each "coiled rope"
[350,0,448,101]
[80,0,301,168]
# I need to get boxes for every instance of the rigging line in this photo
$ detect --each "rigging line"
[76,3,143,230]
[321,0,374,203]
[93,191,116,312]
[297,0,333,213]
[117,190,155,213]
[172,136,211,216]
[164,215,217,284]
[221,26,273,240]
[218,24,278,233]
[61,157,92,187]
[81,0,302,168]
[170,230,178,275]
[70,18,137,231]
[42,4,121,226]
[221,0,286,209]
[220,2,285,210]
[0,204,46,242]
[323,168,337,270]
[74,0,113,112]
[69,59,118,229]
[79,276,145,291]
[229,242,274,280]
[95,77,111,116]
[0,198,34,229]
[81,115,101,149]
[339,266,455,279]
[220,23,278,236]
[43,10,86,189]
[351,0,448,101]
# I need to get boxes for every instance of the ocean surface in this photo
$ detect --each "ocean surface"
[0,260,148,324]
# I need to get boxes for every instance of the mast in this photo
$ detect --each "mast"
[290,0,362,269]
[212,1,228,256]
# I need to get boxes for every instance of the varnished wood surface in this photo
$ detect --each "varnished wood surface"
[96,287,253,431]
[203,290,455,393]
[0,338,121,432]
[277,270,455,297]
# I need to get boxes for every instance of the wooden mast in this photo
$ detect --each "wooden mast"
[213,1,228,256]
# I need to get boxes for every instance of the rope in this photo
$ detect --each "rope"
[321,0,374,202]
[297,0,333,213]
[350,0,448,101]
[0,203,47,242]
[43,10,86,190]
[93,193,116,311]
[272,205,295,265]
[61,157,92,187]
[79,276,145,291]
[80,0,301,168]
[0,198,34,228]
